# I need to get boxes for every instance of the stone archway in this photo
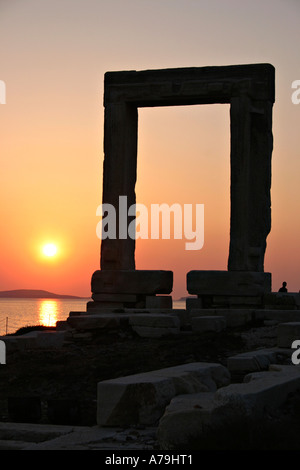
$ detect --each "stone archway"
[89,64,275,311]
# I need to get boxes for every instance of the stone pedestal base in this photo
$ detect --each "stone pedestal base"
[187,270,271,309]
[88,269,173,311]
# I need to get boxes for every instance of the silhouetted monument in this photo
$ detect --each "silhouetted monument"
[88,63,275,311]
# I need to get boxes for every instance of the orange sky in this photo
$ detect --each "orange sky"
[0,0,299,298]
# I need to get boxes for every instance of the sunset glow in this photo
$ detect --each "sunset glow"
[38,299,58,327]
[0,1,299,298]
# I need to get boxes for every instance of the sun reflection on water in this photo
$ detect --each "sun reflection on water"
[38,300,59,327]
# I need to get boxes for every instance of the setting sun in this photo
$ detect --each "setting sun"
[42,243,58,258]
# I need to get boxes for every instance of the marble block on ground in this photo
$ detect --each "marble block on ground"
[158,365,300,450]
[227,348,279,373]
[97,362,230,426]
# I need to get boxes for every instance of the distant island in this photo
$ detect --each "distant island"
[0,289,89,299]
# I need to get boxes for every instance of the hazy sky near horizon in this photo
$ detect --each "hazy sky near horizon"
[0,0,299,298]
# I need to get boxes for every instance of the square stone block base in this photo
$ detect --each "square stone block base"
[92,270,173,295]
[86,295,173,312]
[89,269,173,310]
[187,270,271,297]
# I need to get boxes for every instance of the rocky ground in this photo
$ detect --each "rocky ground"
[0,321,277,426]
[3,321,300,450]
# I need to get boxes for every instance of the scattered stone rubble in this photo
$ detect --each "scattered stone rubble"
[1,292,300,450]
[157,364,300,450]
[97,362,230,427]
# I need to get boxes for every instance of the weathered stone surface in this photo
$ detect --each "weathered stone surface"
[104,64,275,106]
[91,293,138,303]
[86,300,125,311]
[67,314,129,330]
[0,422,116,450]
[68,311,89,317]
[187,270,271,296]
[277,322,300,348]
[188,308,252,327]
[186,297,203,310]
[32,331,66,349]
[56,321,73,332]
[97,63,274,282]
[129,313,181,337]
[203,295,263,309]
[264,293,300,310]
[0,422,79,444]
[145,295,172,309]
[189,308,300,327]
[0,422,157,450]
[158,365,300,450]
[216,365,300,417]
[129,314,180,328]
[91,270,173,295]
[131,326,179,338]
[157,392,215,450]
[97,362,230,426]
[221,309,253,327]
[227,348,279,373]
[170,309,189,327]
[100,102,138,271]
[213,295,263,306]
[228,96,273,272]
[254,309,300,323]
[191,316,226,333]
[0,331,66,352]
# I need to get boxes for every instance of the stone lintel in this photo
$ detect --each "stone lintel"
[104,64,275,106]
[91,270,173,295]
[187,270,271,296]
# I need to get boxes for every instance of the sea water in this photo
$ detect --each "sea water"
[0,298,186,335]
[0,298,89,335]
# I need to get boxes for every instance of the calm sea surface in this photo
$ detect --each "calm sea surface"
[0,298,89,335]
[0,298,186,335]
